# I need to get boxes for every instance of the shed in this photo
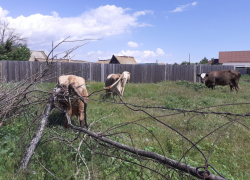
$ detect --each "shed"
[29,51,48,61]
[109,55,137,64]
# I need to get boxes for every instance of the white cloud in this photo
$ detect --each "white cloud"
[192,2,198,6]
[133,10,154,17]
[0,5,153,51]
[116,48,168,63]
[127,41,139,48]
[170,2,197,12]
[83,48,171,63]
[156,48,165,55]
[0,7,8,19]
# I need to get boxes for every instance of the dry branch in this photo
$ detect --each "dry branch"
[63,111,226,180]
[19,97,53,170]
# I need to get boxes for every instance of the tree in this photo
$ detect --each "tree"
[199,57,208,64]
[0,21,30,61]
[181,61,190,65]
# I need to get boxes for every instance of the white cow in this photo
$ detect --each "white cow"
[104,71,130,100]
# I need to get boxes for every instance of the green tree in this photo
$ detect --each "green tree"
[181,61,190,65]
[0,21,30,61]
[0,40,30,61]
[199,57,208,64]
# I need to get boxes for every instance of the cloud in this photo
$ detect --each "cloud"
[116,48,169,63]
[0,5,153,51]
[83,48,171,63]
[133,10,154,17]
[0,7,8,19]
[127,41,139,48]
[170,2,197,12]
[192,2,198,6]
[156,48,165,55]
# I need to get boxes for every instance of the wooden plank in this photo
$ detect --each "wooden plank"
[0,61,2,82]
[7,61,14,82]
[101,63,104,82]
[14,61,20,82]
[82,63,90,81]
[2,61,8,82]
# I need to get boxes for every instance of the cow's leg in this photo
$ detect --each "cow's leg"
[105,90,111,98]
[65,109,72,128]
[79,111,85,127]
[230,85,234,92]
[79,100,87,128]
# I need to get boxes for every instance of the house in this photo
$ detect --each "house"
[219,50,250,74]
[109,55,137,64]
[29,51,48,61]
[96,59,111,64]
[219,50,250,67]
[29,51,91,63]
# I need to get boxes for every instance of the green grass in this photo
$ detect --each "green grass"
[1,75,250,179]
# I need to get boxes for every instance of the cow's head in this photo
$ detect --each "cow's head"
[53,83,70,102]
[122,71,130,83]
[53,83,68,94]
[197,73,208,83]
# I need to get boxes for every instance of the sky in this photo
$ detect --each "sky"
[0,0,250,64]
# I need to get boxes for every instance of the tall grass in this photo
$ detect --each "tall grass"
[1,75,250,179]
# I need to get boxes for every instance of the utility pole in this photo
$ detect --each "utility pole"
[189,54,190,64]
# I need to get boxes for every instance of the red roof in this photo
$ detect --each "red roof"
[219,51,250,63]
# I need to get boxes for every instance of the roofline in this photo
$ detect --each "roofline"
[219,50,250,53]
[114,55,134,58]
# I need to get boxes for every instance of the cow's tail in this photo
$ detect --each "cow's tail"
[104,75,124,90]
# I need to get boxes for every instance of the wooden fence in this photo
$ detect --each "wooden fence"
[0,61,235,83]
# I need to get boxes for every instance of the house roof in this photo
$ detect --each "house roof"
[97,59,111,64]
[29,51,48,61]
[29,51,92,63]
[113,55,137,64]
[219,51,250,63]
[34,58,92,63]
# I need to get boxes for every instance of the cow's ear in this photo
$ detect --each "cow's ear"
[206,73,209,77]
[197,74,201,77]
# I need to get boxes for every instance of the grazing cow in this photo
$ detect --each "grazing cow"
[53,75,88,128]
[105,71,130,100]
[197,69,241,92]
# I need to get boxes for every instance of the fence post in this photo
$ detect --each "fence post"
[2,61,7,83]
[193,64,196,83]
[89,63,92,81]
[0,61,2,82]
[101,63,104,82]
[165,64,167,81]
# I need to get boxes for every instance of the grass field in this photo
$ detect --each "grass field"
[1,75,250,179]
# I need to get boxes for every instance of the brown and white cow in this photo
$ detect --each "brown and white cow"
[53,75,88,128]
[197,69,241,92]
[104,71,130,100]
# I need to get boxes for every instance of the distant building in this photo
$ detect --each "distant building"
[219,50,250,67]
[109,55,137,64]
[207,59,219,65]
[96,59,111,64]
[29,51,91,63]
[29,51,48,61]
